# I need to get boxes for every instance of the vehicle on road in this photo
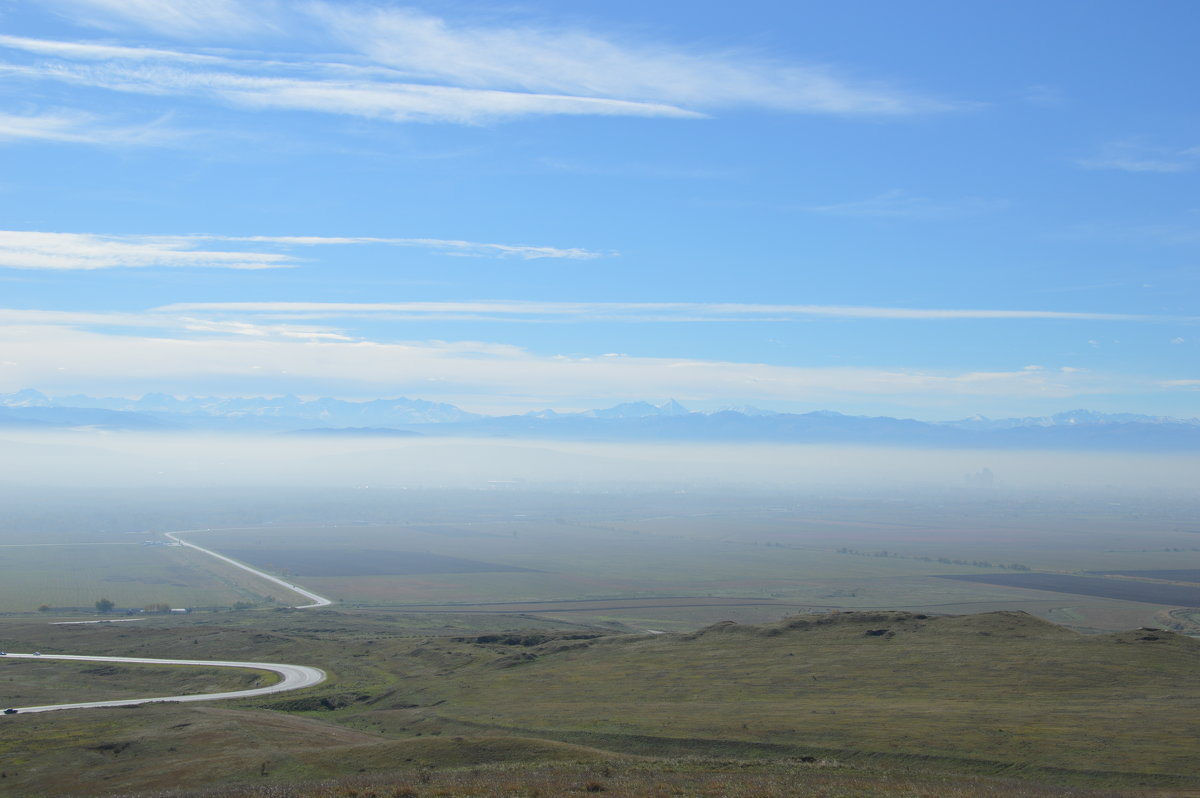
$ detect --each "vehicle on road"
[3,709,17,715]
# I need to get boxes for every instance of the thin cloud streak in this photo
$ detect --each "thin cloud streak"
[0,34,227,64]
[158,300,1164,323]
[0,309,355,341]
[309,4,956,115]
[1078,140,1200,174]
[44,0,283,39]
[804,189,1006,219]
[0,322,1138,405]
[0,58,701,123]
[0,231,602,270]
[0,231,294,270]
[6,0,963,125]
[209,235,605,259]
[0,110,176,146]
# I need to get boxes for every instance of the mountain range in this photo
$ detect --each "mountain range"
[2,389,1199,452]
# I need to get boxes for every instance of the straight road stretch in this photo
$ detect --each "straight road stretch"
[164,530,333,608]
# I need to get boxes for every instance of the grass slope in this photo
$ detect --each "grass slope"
[0,704,611,796]
[2,610,1199,796]
[410,611,1200,787]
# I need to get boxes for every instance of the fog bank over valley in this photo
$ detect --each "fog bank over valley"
[1,429,1195,495]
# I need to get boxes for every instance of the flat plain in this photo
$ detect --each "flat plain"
[0,543,299,613]
[167,487,1200,633]
[4,486,1200,796]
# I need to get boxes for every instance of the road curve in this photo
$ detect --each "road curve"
[1,652,325,714]
[164,530,333,609]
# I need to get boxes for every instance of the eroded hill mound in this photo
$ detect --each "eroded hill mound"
[415,611,1200,784]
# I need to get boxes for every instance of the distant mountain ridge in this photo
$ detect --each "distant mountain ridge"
[0,389,479,430]
[938,408,1200,430]
[2,390,1199,451]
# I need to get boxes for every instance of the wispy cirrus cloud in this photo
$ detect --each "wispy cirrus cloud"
[0,58,703,124]
[0,231,602,270]
[215,235,604,260]
[47,0,285,39]
[0,316,1138,406]
[155,300,1161,323]
[0,110,177,146]
[7,2,963,126]
[1078,140,1200,173]
[0,34,225,64]
[803,189,1006,219]
[0,231,294,270]
[1062,210,1200,246]
[306,5,956,116]
[0,308,354,341]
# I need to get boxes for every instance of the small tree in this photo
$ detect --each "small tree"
[95,597,115,613]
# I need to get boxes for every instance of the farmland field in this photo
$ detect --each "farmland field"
[4,488,1200,632]
[1093,569,1200,582]
[936,572,1200,605]
[0,544,296,613]
[178,492,1200,632]
[214,548,538,576]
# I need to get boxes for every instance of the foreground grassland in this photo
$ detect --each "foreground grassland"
[1,609,1199,796]
[138,762,1134,798]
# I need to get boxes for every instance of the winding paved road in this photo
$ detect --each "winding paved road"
[2,652,325,714]
[3,530,333,715]
[164,530,333,608]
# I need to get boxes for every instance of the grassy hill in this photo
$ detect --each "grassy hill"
[396,611,1200,785]
[2,609,1199,796]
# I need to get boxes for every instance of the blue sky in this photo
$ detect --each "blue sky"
[0,0,1196,418]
